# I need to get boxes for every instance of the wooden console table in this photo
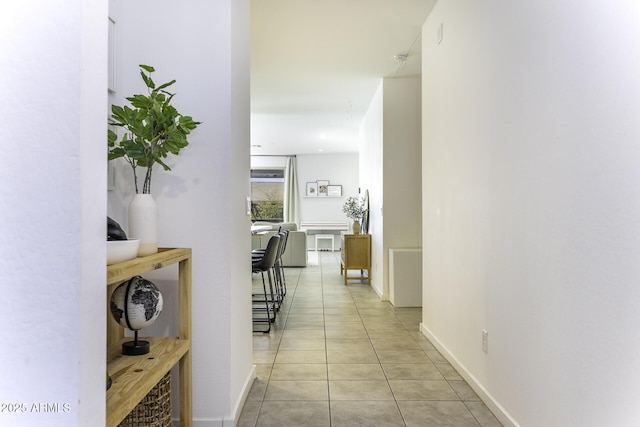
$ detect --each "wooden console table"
[340,234,371,285]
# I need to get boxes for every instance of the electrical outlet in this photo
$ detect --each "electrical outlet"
[482,330,488,353]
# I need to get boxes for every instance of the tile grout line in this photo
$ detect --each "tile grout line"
[319,251,332,426]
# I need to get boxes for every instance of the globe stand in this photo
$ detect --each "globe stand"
[122,330,150,355]
[110,275,162,356]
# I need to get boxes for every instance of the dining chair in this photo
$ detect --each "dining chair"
[251,234,280,333]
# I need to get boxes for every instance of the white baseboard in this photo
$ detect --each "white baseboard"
[420,323,520,427]
[184,366,257,427]
[191,420,222,427]
[226,365,257,426]
[371,281,384,300]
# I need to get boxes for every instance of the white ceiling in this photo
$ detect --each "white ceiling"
[250,0,436,155]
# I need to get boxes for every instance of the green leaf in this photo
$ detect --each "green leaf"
[122,143,147,161]
[128,94,152,109]
[179,116,200,131]
[107,129,117,146]
[139,64,155,73]
[108,147,125,160]
[152,99,163,117]
[156,79,176,91]
[164,138,185,154]
[140,71,156,89]
[156,158,171,171]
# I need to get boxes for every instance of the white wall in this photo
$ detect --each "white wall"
[0,1,107,426]
[360,84,384,293]
[421,1,640,426]
[382,78,422,248]
[251,156,288,170]
[229,0,253,419]
[382,77,422,298]
[297,153,359,223]
[110,1,252,425]
[360,78,422,298]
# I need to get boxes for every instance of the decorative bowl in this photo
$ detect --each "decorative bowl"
[107,239,140,265]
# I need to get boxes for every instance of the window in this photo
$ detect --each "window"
[251,169,284,222]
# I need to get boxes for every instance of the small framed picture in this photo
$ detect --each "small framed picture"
[327,185,342,197]
[306,182,318,197]
[317,180,329,196]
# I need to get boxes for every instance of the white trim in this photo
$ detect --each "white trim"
[182,366,256,427]
[224,365,257,426]
[371,281,384,300]
[191,419,222,427]
[420,323,520,427]
[107,17,117,92]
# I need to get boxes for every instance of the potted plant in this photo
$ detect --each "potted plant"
[108,64,200,255]
[108,64,200,194]
[342,196,366,234]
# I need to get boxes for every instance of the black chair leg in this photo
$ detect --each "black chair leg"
[252,272,271,333]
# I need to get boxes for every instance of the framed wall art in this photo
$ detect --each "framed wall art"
[317,180,329,196]
[327,185,342,197]
[306,182,318,197]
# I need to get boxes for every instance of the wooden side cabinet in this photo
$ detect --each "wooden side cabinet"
[106,248,192,427]
[340,234,371,285]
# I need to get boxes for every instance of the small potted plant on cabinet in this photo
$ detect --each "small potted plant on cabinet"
[342,196,366,234]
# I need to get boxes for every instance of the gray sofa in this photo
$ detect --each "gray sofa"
[251,222,307,267]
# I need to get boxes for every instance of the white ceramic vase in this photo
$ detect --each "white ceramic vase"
[128,194,158,256]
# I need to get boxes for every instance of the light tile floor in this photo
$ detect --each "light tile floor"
[239,251,502,427]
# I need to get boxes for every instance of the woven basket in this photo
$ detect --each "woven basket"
[119,372,172,427]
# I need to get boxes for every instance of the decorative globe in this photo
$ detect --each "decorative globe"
[110,276,163,331]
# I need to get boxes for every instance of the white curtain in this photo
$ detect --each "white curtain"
[283,157,300,225]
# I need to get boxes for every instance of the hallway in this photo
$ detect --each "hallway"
[239,252,502,426]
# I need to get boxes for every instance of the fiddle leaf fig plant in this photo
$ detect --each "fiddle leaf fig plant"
[108,64,201,194]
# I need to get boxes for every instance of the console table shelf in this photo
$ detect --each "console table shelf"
[106,247,192,427]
